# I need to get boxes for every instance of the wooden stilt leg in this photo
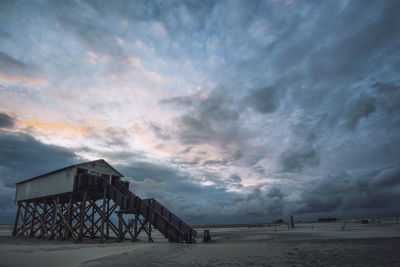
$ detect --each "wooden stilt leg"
[148,219,153,242]
[133,213,138,241]
[65,195,72,240]
[118,213,123,242]
[78,192,87,242]
[43,200,49,239]
[100,187,107,243]
[39,200,45,239]
[91,200,95,238]
[12,201,21,236]
[29,200,37,237]
[106,199,110,239]
[22,201,29,236]
[50,198,57,240]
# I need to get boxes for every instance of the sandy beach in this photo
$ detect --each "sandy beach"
[1,220,400,266]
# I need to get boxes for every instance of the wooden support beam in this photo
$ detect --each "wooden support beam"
[83,200,94,239]
[39,200,46,239]
[100,187,107,243]
[135,217,144,237]
[65,195,73,240]
[106,198,110,239]
[50,198,58,240]
[118,212,123,242]
[134,215,153,242]
[90,200,95,238]
[57,203,65,238]
[29,200,37,237]
[133,213,138,241]
[77,191,87,242]
[44,200,50,238]
[33,201,49,239]
[52,199,77,240]
[148,219,153,242]
[25,203,34,237]
[21,201,29,236]
[118,213,134,240]
[106,218,119,237]
[12,201,21,236]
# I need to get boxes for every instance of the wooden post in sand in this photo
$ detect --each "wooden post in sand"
[290,215,294,229]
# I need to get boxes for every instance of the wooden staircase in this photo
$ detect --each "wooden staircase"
[105,177,197,243]
[13,173,197,244]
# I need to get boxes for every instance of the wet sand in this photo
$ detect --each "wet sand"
[1,221,400,266]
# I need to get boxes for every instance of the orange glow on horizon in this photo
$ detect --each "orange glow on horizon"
[0,72,47,85]
[19,121,88,135]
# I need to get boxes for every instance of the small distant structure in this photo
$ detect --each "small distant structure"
[318,217,337,223]
[12,159,197,243]
[273,219,284,224]
[361,219,369,224]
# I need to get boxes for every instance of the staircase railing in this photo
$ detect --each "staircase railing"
[75,173,197,243]
[144,198,197,243]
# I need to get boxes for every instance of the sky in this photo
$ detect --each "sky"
[0,0,399,224]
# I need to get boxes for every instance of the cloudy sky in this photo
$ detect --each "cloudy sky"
[0,0,399,224]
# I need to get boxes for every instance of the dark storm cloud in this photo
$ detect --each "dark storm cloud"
[149,123,170,140]
[0,130,81,186]
[279,146,319,173]
[371,80,400,115]
[178,115,214,145]
[267,187,284,200]
[119,161,243,223]
[0,113,15,128]
[229,174,242,183]
[128,163,400,223]
[245,86,284,114]
[227,174,243,189]
[117,161,183,183]
[304,1,400,84]
[164,87,240,146]
[161,86,271,173]
[373,81,400,93]
[345,92,376,129]
[372,165,400,188]
[125,173,287,223]
[0,130,81,222]
[199,88,239,122]
[0,179,14,210]
[232,187,286,217]
[298,164,400,215]
[116,156,287,223]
